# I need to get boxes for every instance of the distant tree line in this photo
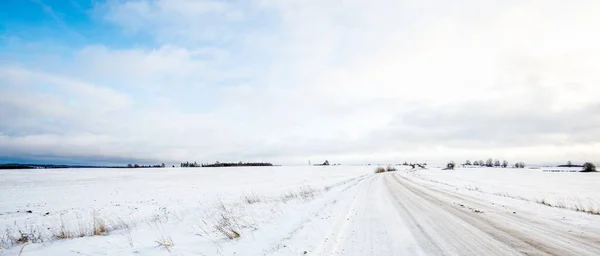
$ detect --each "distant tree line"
[179,161,274,168]
[0,163,166,170]
[180,161,200,167]
[445,160,599,172]
[460,158,523,168]
[558,161,596,172]
[513,162,526,168]
[557,161,583,168]
[127,163,166,168]
[400,162,428,169]
[0,164,37,169]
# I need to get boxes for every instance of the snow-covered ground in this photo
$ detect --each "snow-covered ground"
[1,166,600,255]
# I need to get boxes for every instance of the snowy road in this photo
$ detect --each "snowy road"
[312,173,600,256]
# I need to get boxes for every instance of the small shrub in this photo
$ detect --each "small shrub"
[374,167,386,173]
[385,166,397,172]
[582,162,597,172]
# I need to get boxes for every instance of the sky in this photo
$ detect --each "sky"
[1,0,600,166]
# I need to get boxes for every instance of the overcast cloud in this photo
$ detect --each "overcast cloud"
[1,0,600,165]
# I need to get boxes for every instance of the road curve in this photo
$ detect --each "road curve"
[312,173,600,256]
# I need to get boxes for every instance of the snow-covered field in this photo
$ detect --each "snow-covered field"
[408,166,600,212]
[1,166,600,255]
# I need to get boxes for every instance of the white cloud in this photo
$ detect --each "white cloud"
[3,0,600,164]
[98,0,255,44]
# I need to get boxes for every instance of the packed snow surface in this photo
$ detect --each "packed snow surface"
[1,166,600,255]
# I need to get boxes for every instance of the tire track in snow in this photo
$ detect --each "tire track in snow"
[311,175,427,255]
[310,175,369,255]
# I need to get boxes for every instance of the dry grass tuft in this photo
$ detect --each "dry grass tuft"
[242,193,261,204]
[279,192,298,203]
[1,225,46,248]
[50,214,130,242]
[151,219,174,252]
[155,237,174,252]
[537,199,552,207]
[573,204,600,215]
[1,212,134,250]
[465,185,481,192]
[214,213,241,240]
[536,198,600,215]
[492,192,529,201]
[215,225,240,240]
[93,214,108,236]
[54,220,72,240]
[298,187,317,201]
[278,187,319,203]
